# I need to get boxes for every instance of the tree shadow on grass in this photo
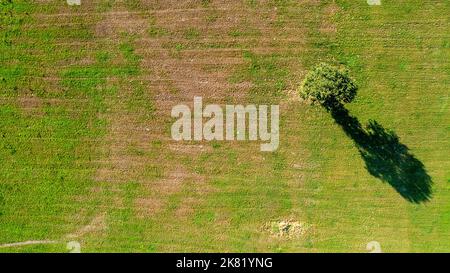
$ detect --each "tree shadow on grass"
[328,104,432,203]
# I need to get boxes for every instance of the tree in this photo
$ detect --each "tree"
[300,63,358,108]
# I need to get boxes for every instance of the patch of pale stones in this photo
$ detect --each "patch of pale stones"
[367,0,381,5]
[67,0,81,6]
[266,220,309,238]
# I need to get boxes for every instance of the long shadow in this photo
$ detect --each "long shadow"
[328,104,432,203]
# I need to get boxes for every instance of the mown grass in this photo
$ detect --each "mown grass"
[0,0,151,252]
[284,0,450,252]
[1,1,105,252]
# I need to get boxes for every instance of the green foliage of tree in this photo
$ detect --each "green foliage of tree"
[300,63,358,108]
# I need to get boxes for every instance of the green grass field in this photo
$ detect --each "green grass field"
[0,0,449,252]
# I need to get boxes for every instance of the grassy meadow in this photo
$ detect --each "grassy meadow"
[0,0,449,252]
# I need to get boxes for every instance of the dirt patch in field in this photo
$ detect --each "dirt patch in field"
[15,95,43,117]
[174,197,198,218]
[135,165,206,217]
[319,2,340,35]
[319,21,337,34]
[91,0,312,222]
[95,11,147,38]
[367,0,381,6]
[135,197,165,217]
[324,1,340,16]
[168,143,213,154]
[121,1,271,216]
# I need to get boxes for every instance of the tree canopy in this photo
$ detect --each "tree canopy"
[300,63,358,108]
